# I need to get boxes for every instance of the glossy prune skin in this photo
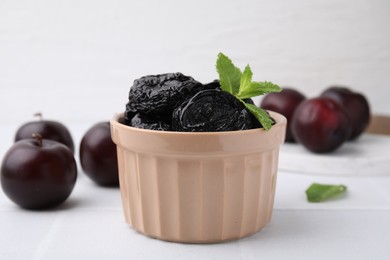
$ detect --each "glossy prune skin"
[125,73,203,122]
[131,113,171,131]
[172,89,253,132]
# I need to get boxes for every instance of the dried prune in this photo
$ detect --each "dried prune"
[203,80,221,90]
[172,89,253,132]
[131,113,171,131]
[125,73,203,122]
[196,80,262,128]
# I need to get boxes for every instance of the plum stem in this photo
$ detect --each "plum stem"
[32,133,43,147]
[34,112,43,121]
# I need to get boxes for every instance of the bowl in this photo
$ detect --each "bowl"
[110,111,286,243]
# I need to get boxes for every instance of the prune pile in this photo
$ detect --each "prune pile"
[124,73,261,132]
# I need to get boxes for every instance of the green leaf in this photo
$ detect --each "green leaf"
[237,81,282,99]
[215,53,282,130]
[239,65,253,94]
[242,102,274,131]
[216,52,242,95]
[306,183,347,203]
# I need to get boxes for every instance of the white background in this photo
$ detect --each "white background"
[1,0,390,126]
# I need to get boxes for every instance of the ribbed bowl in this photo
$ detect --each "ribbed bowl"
[110,111,286,243]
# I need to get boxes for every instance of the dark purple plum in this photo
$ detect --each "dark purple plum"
[79,122,119,187]
[291,97,350,153]
[15,113,74,153]
[260,88,305,142]
[321,86,370,140]
[1,134,77,209]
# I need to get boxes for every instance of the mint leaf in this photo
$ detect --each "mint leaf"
[216,52,242,95]
[215,53,282,130]
[237,81,282,99]
[242,102,274,130]
[239,65,253,94]
[306,183,347,202]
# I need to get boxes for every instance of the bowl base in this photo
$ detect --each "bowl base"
[128,224,268,244]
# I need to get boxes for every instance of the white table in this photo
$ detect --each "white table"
[1,124,390,260]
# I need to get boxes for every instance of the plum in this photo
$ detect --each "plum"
[321,86,370,140]
[79,122,119,187]
[15,113,74,153]
[260,88,305,142]
[1,134,77,209]
[291,97,350,153]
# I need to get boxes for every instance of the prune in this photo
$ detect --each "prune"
[125,73,203,122]
[172,89,253,132]
[131,113,171,131]
[124,104,137,125]
[203,80,221,90]
[201,80,262,128]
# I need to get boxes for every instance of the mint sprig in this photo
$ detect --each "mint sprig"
[306,183,347,203]
[216,53,282,130]
[216,53,242,95]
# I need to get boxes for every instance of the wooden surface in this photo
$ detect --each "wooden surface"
[366,114,390,135]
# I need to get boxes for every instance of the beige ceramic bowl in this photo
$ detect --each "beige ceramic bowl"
[110,111,286,243]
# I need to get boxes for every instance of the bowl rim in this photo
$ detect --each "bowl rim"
[110,110,287,137]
